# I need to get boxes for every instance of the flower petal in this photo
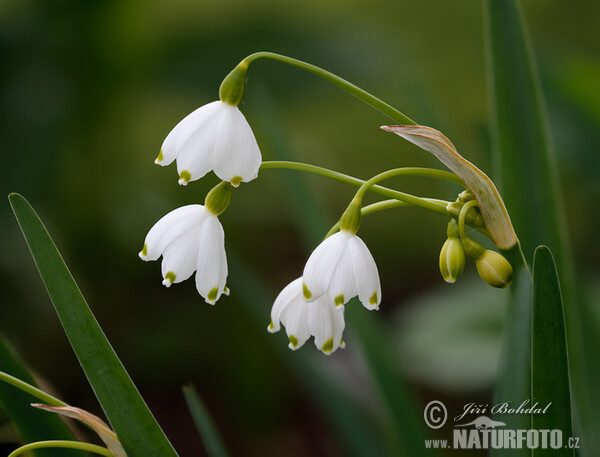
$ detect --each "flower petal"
[174,102,228,184]
[160,228,200,286]
[194,214,228,304]
[303,232,348,301]
[140,205,207,261]
[212,106,262,185]
[269,277,303,333]
[308,298,345,355]
[325,241,357,306]
[159,101,223,167]
[279,296,310,350]
[348,235,381,310]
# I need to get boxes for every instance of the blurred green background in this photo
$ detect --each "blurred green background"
[0,0,598,455]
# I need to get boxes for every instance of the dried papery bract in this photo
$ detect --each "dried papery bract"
[32,404,127,457]
[381,125,518,250]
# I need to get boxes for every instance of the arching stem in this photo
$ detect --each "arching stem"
[8,441,113,457]
[242,52,416,125]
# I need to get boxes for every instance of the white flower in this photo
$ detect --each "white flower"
[303,230,381,310]
[268,278,345,355]
[139,204,229,304]
[156,100,262,187]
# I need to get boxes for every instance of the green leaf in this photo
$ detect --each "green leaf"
[8,193,178,457]
[531,246,574,457]
[485,1,597,454]
[484,0,566,265]
[0,336,85,457]
[182,385,231,457]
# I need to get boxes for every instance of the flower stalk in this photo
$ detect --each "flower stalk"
[239,52,417,124]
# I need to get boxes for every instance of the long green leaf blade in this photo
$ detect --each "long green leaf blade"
[485,0,566,265]
[8,193,178,457]
[0,335,85,457]
[484,1,599,454]
[182,384,231,457]
[531,246,573,457]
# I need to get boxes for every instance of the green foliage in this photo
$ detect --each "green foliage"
[532,246,574,457]
[485,0,566,266]
[0,336,84,457]
[183,384,231,457]
[8,193,178,457]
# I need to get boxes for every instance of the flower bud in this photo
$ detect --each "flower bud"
[219,61,248,106]
[475,250,513,288]
[439,238,465,283]
[205,181,233,216]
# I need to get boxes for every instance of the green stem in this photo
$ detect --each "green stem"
[354,167,464,200]
[0,370,66,407]
[325,199,415,238]
[8,441,113,457]
[260,161,461,216]
[243,52,417,125]
[458,200,480,241]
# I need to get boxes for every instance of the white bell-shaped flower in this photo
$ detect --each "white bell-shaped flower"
[268,278,346,355]
[139,204,229,304]
[156,100,262,187]
[303,230,381,310]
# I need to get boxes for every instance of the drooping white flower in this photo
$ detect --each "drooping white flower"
[303,230,381,310]
[156,100,262,187]
[268,278,345,355]
[139,204,229,304]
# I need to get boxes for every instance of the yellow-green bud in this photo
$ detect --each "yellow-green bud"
[446,218,460,238]
[219,61,248,106]
[339,197,362,234]
[475,250,513,289]
[205,181,233,216]
[439,238,465,283]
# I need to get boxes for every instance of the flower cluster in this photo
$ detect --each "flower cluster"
[269,227,381,355]
[140,76,261,302]
[139,53,516,356]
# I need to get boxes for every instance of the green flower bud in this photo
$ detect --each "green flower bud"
[339,197,362,234]
[475,250,513,289]
[219,61,248,106]
[205,181,233,216]
[439,238,465,283]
